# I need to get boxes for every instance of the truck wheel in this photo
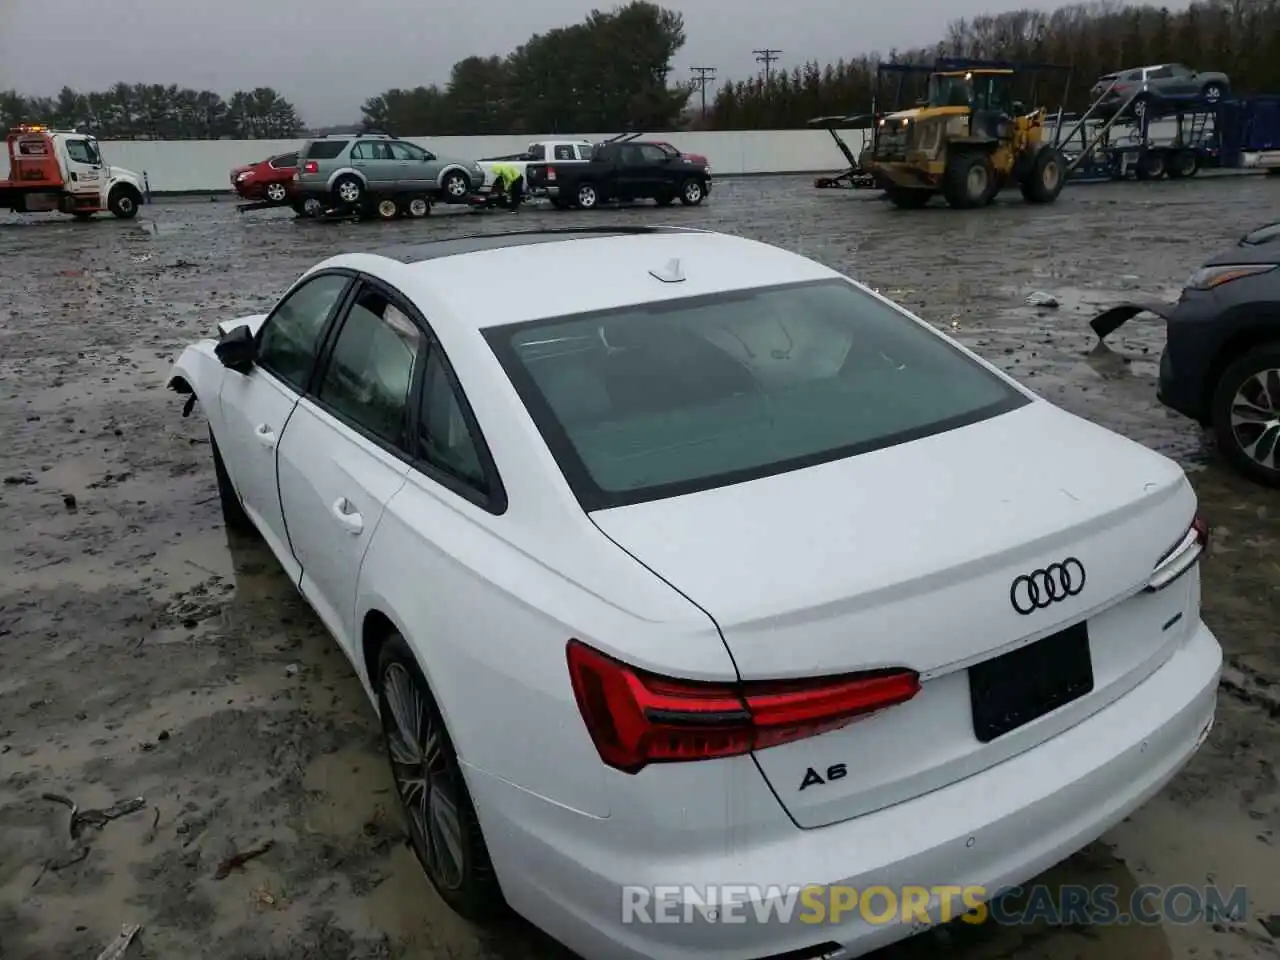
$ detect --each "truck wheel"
[942,152,995,209]
[679,179,705,206]
[884,187,933,209]
[108,185,142,219]
[265,182,288,203]
[576,183,600,209]
[1019,147,1066,204]
[1202,82,1227,103]
[1135,151,1165,181]
[333,175,364,206]
[1166,150,1198,179]
[1210,344,1280,489]
[406,197,430,218]
[440,171,471,202]
[376,199,399,220]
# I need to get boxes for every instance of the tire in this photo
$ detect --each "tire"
[108,185,142,219]
[1130,95,1151,121]
[884,186,933,209]
[1019,147,1066,204]
[265,182,288,203]
[1209,344,1280,488]
[678,178,705,206]
[211,431,254,533]
[376,198,399,220]
[406,197,430,218]
[1135,151,1166,181]
[576,183,600,209]
[333,175,364,206]
[942,152,996,209]
[1166,150,1198,179]
[440,170,471,203]
[376,634,505,922]
[1202,82,1227,104]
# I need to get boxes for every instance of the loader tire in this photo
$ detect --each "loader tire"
[942,152,996,209]
[1020,147,1066,204]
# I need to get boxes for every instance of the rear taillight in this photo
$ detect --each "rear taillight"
[546,166,557,181]
[303,160,318,174]
[566,640,920,774]
[1146,515,1208,592]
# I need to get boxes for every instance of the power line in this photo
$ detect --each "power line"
[753,48,782,84]
[690,66,717,117]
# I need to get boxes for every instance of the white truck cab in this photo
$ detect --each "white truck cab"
[0,125,145,219]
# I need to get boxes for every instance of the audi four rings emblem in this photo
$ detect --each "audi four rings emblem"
[1009,558,1086,615]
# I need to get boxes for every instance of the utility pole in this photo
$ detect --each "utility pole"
[753,48,782,84]
[690,66,717,117]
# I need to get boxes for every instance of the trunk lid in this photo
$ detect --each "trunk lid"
[591,401,1198,828]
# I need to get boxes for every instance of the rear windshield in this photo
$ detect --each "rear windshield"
[486,278,1027,510]
[304,140,348,160]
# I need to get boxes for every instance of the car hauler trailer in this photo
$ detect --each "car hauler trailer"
[1062,89,1280,181]
[0,125,144,219]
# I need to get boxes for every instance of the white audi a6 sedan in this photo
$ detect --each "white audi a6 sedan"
[168,226,1221,960]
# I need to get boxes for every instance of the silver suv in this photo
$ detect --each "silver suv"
[293,133,487,206]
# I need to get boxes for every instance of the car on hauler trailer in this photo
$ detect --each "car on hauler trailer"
[167,225,1220,960]
[0,125,144,219]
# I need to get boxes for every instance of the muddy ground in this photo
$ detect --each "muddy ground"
[0,177,1277,960]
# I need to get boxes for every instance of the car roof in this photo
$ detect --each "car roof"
[333,228,840,331]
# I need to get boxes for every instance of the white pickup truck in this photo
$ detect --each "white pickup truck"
[478,140,595,195]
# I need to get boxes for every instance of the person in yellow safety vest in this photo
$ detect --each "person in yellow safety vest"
[488,162,524,212]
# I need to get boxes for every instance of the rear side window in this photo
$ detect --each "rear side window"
[269,153,298,168]
[304,140,348,160]
[486,278,1028,510]
[526,144,545,159]
[554,144,576,160]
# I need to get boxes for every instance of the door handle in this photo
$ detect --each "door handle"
[254,424,276,449]
[330,497,364,534]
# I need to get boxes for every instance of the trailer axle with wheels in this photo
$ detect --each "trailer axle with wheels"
[292,191,436,222]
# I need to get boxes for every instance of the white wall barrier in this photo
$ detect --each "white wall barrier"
[92,129,874,193]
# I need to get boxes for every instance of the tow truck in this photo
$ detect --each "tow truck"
[0,124,145,219]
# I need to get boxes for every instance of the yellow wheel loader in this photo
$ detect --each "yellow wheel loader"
[865,61,1069,210]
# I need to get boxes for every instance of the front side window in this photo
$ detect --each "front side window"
[1147,66,1174,80]
[391,141,427,161]
[256,274,351,392]
[575,144,594,160]
[638,144,668,163]
[317,286,422,447]
[486,279,1028,510]
[64,139,100,165]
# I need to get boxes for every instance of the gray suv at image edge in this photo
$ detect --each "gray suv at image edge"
[293,133,487,207]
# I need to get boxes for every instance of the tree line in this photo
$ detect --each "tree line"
[0,85,303,139]
[708,0,1280,129]
[3,0,1279,139]
[360,1,691,135]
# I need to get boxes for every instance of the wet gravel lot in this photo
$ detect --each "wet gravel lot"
[1,177,1278,960]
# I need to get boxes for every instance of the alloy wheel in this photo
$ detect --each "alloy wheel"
[1229,368,1280,471]
[382,663,465,890]
[338,181,361,203]
[267,183,287,202]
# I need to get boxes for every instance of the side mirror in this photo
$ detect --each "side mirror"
[215,324,257,371]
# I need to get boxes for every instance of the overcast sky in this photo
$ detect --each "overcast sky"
[5,0,1084,125]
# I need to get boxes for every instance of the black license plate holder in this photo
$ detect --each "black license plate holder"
[969,621,1094,744]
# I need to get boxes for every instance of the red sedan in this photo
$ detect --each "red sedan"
[230,151,298,203]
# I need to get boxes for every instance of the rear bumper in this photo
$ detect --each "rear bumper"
[469,621,1221,960]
